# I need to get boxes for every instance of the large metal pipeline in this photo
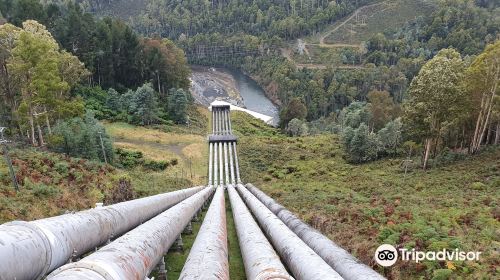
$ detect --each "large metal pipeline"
[214,141,219,187]
[0,186,204,280]
[223,142,230,185]
[217,108,222,134]
[228,142,236,185]
[208,142,213,186]
[214,108,218,134]
[212,107,215,134]
[236,184,343,280]
[179,186,229,279]
[224,109,229,134]
[245,184,385,280]
[228,185,293,280]
[232,142,241,183]
[226,110,232,134]
[218,142,223,185]
[221,108,226,134]
[47,186,215,280]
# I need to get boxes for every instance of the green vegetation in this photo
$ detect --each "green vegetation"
[49,112,113,163]
[0,148,115,223]
[324,0,437,44]
[85,0,377,40]
[232,111,500,279]
[0,0,192,153]
[104,117,208,186]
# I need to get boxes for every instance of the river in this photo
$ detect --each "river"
[190,66,279,126]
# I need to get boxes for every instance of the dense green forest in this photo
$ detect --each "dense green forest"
[177,0,499,168]
[1,0,498,168]
[81,0,378,39]
[0,0,195,162]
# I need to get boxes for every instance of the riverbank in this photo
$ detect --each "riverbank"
[189,66,244,107]
[189,66,280,125]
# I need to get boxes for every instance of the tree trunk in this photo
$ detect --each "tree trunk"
[37,122,44,146]
[29,110,36,146]
[44,107,52,135]
[495,122,500,145]
[486,122,492,144]
[471,94,486,153]
[423,138,432,170]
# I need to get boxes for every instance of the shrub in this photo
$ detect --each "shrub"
[32,184,60,197]
[54,162,69,176]
[115,148,144,168]
[286,118,309,136]
[342,123,380,163]
[434,148,466,166]
[470,182,486,190]
[104,176,135,204]
[50,111,113,163]
[143,160,169,171]
[431,269,452,280]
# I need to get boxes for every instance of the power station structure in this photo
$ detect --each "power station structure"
[0,104,385,280]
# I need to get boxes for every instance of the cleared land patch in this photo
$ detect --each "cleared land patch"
[324,0,437,44]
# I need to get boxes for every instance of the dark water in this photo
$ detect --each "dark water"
[229,69,279,126]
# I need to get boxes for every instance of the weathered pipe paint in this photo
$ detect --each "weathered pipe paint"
[236,184,343,280]
[180,186,229,279]
[47,187,215,280]
[245,184,385,280]
[0,186,204,280]
[228,185,293,280]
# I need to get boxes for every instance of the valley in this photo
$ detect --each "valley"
[0,0,498,279]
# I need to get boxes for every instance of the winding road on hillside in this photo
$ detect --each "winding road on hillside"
[281,1,386,70]
[318,1,386,46]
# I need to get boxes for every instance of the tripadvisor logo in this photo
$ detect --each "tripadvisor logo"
[374,244,481,267]
[375,244,398,267]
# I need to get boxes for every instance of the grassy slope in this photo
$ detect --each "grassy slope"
[0,148,116,223]
[105,105,245,279]
[104,105,209,188]
[324,0,437,44]
[232,111,499,280]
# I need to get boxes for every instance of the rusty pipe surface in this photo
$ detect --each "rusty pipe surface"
[47,186,215,280]
[236,184,343,280]
[228,185,293,280]
[180,186,229,279]
[0,186,204,280]
[246,184,385,280]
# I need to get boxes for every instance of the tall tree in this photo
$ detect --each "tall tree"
[129,83,160,125]
[403,49,467,169]
[7,20,85,145]
[167,88,188,124]
[366,90,400,130]
[467,41,500,153]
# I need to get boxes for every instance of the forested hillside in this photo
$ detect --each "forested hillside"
[76,0,379,39]
[0,0,196,154]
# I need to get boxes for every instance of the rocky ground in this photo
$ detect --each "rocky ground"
[189,66,244,107]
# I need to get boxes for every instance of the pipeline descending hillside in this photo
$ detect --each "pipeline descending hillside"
[0,186,204,280]
[0,103,385,280]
